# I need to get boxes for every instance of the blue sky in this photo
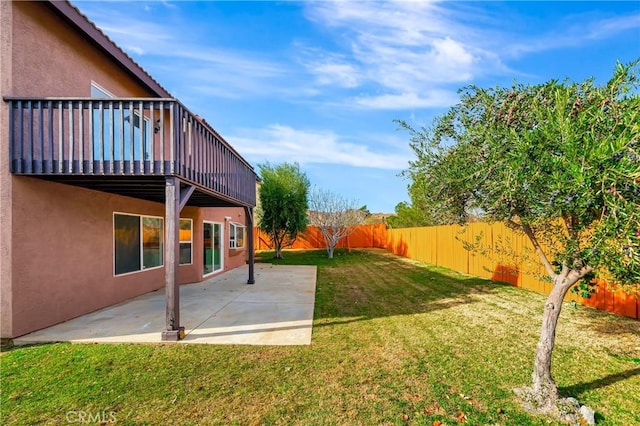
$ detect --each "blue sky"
[76,1,639,213]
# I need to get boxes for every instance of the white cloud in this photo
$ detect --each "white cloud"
[586,14,640,39]
[505,13,640,57]
[301,1,639,109]
[313,62,361,88]
[300,1,501,109]
[79,0,638,112]
[227,125,410,170]
[81,7,293,99]
[352,90,459,110]
[160,1,178,9]
[432,37,474,68]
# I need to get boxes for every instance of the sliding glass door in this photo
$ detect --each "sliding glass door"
[203,222,223,276]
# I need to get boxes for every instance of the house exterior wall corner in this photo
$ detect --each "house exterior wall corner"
[0,0,14,338]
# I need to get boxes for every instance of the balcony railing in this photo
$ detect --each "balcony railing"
[5,97,256,206]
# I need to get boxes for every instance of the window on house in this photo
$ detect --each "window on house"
[179,219,192,265]
[229,223,245,249]
[114,213,163,275]
[91,83,151,162]
[142,217,163,269]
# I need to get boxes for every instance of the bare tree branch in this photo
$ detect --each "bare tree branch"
[308,188,366,258]
[521,223,558,280]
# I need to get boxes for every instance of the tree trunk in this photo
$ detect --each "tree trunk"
[529,276,576,408]
[327,245,334,259]
[275,245,283,259]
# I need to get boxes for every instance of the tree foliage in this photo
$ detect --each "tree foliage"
[257,162,310,259]
[308,188,366,258]
[386,201,434,228]
[401,60,639,412]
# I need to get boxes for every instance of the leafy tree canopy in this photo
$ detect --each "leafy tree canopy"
[401,60,639,286]
[400,60,639,413]
[257,162,310,259]
[386,201,434,228]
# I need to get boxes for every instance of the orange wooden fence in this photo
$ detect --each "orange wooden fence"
[254,223,639,319]
[253,224,388,251]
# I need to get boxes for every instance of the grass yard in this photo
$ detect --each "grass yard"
[1,249,639,425]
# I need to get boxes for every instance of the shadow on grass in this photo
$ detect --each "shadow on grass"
[559,366,640,396]
[0,341,56,353]
[581,311,640,350]
[256,248,513,323]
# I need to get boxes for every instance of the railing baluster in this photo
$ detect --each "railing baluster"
[68,100,74,173]
[216,139,221,192]
[98,101,104,174]
[14,101,21,173]
[88,100,93,174]
[214,138,218,190]
[148,101,154,174]
[26,100,33,173]
[169,102,174,174]
[8,101,13,172]
[58,100,63,174]
[37,101,44,173]
[186,115,190,178]
[127,101,134,172]
[197,124,203,185]
[185,114,189,177]
[178,112,182,175]
[48,101,53,174]
[196,120,200,182]
[235,159,238,199]
[119,100,124,174]
[202,126,207,186]
[159,101,165,174]
[216,139,220,192]
[137,100,144,174]
[109,102,114,174]
[207,132,212,188]
[182,116,187,177]
[78,100,84,173]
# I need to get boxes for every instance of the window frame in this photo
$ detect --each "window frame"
[203,221,224,277]
[91,82,151,162]
[179,218,193,265]
[229,222,245,249]
[113,212,164,277]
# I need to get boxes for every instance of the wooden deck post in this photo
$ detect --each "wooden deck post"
[161,176,185,341]
[245,206,255,284]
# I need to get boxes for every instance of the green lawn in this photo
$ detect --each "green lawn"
[2,249,639,425]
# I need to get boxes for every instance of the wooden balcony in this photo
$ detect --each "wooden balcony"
[5,97,257,207]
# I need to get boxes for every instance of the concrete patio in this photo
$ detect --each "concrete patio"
[14,264,317,346]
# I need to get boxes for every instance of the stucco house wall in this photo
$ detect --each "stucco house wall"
[11,1,153,98]
[0,2,249,338]
[11,178,246,337]
[0,0,15,338]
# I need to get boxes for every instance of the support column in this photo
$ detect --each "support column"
[161,177,184,341]
[245,206,255,284]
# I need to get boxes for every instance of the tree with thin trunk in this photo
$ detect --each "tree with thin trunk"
[308,188,366,259]
[400,60,639,414]
[257,162,310,259]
